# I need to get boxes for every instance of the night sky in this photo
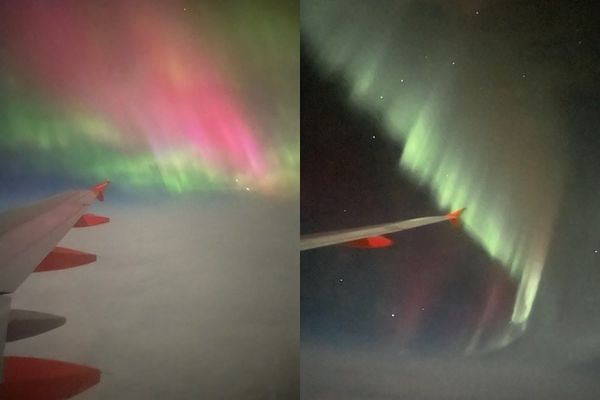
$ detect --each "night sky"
[301,0,600,397]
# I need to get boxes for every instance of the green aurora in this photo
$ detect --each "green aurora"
[0,1,298,196]
[303,0,567,345]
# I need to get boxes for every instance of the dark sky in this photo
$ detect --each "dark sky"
[301,1,600,397]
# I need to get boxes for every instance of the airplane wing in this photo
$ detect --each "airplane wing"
[0,181,109,399]
[300,208,465,251]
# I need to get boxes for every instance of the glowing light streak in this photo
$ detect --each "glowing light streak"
[0,1,298,196]
[303,1,565,344]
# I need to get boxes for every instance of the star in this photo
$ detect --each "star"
[391,313,396,317]
[380,95,384,99]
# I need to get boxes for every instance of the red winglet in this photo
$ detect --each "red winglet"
[74,213,110,227]
[446,207,466,229]
[345,236,393,249]
[91,180,110,202]
[0,356,100,400]
[34,247,97,272]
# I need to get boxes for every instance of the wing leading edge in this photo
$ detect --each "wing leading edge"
[300,208,465,251]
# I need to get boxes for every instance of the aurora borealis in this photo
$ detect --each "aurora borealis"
[0,0,298,196]
[1,0,599,397]
[302,0,569,339]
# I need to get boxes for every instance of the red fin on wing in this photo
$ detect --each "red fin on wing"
[345,236,393,249]
[74,213,110,227]
[34,247,97,272]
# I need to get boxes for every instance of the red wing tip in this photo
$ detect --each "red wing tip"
[92,180,109,201]
[447,207,466,229]
[92,180,110,191]
[447,207,466,220]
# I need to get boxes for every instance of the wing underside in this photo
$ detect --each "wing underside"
[0,181,109,396]
[0,190,98,294]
